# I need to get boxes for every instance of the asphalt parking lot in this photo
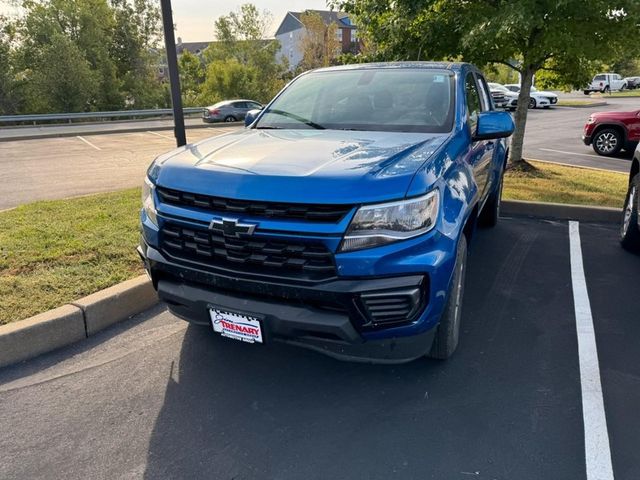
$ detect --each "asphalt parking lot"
[0,126,237,210]
[1,95,639,210]
[522,96,640,173]
[1,216,638,480]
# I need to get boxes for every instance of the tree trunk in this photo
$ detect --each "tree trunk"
[509,66,535,167]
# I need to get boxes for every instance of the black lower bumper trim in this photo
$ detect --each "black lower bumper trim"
[157,277,435,363]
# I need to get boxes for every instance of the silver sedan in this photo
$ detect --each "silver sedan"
[203,99,263,123]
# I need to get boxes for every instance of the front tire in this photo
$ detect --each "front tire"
[592,128,622,156]
[428,235,468,360]
[478,170,503,228]
[528,98,537,109]
[620,173,640,252]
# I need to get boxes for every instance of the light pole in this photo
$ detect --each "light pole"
[160,0,186,147]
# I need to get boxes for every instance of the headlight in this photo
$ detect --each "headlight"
[142,177,158,226]
[340,190,439,252]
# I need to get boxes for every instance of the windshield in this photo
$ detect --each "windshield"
[255,68,454,133]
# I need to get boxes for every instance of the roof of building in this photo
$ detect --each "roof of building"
[176,41,211,55]
[275,10,356,37]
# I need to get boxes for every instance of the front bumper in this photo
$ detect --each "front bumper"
[138,228,453,363]
[582,134,592,146]
[155,273,437,363]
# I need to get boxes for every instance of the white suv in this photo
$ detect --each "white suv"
[584,73,627,94]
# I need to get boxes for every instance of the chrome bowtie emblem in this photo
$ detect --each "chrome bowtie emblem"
[208,217,257,238]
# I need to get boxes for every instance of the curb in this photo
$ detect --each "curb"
[556,102,608,108]
[0,275,158,369]
[0,201,623,369]
[502,200,621,223]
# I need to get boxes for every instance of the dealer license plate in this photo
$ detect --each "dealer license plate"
[209,308,263,344]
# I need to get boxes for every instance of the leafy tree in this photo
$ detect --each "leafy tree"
[178,50,205,106]
[298,11,341,71]
[23,32,97,112]
[200,58,260,105]
[200,3,287,104]
[0,16,22,114]
[333,0,640,166]
[110,0,165,108]
[9,0,165,113]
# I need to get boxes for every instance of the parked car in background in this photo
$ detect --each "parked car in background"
[139,62,514,363]
[584,73,627,94]
[620,144,640,251]
[203,99,263,123]
[488,83,518,110]
[504,84,558,109]
[582,110,640,156]
[624,77,640,89]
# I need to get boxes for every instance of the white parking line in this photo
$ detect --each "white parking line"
[76,136,101,151]
[568,221,614,480]
[147,130,174,140]
[540,148,601,159]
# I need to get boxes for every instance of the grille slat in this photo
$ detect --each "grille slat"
[157,187,352,223]
[160,222,336,280]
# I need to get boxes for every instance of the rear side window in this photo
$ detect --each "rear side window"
[594,75,606,81]
[233,102,248,109]
[465,73,481,132]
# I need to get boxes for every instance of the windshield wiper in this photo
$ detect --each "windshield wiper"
[263,109,326,130]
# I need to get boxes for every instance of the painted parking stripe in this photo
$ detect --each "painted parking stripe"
[540,148,602,159]
[147,130,174,140]
[76,136,101,151]
[568,221,614,480]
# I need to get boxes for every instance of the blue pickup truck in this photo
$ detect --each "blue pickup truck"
[138,62,514,363]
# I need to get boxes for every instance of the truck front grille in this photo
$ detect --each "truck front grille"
[157,187,352,223]
[160,221,336,280]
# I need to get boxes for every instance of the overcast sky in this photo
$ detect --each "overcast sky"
[0,1,330,42]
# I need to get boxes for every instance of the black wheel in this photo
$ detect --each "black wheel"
[620,173,640,252]
[592,128,622,156]
[428,234,467,360]
[528,97,536,109]
[478,171,503,228]
[584,90,590,95]
[224,115,236,122]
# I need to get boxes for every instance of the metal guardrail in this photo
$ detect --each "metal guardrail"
[0,107,205,124]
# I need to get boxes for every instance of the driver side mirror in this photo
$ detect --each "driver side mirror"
[473,111,515,141]
[245,109,262,127]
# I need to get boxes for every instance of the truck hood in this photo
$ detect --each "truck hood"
[153,129,449,204]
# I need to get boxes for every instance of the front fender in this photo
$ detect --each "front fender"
[406,136,479,242]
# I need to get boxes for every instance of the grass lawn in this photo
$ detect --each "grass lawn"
[0,188,143,325]
[556,99,607,107]
[0,160,629,324]
[503,160,627,208]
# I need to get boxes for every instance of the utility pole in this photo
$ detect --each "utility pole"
[160,0,186,147]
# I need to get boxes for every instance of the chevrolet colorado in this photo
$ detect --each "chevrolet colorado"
[138,62,514,363]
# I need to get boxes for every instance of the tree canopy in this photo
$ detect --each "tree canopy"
[1,0,165,114]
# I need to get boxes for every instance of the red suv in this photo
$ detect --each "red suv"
[582,110,640,156]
